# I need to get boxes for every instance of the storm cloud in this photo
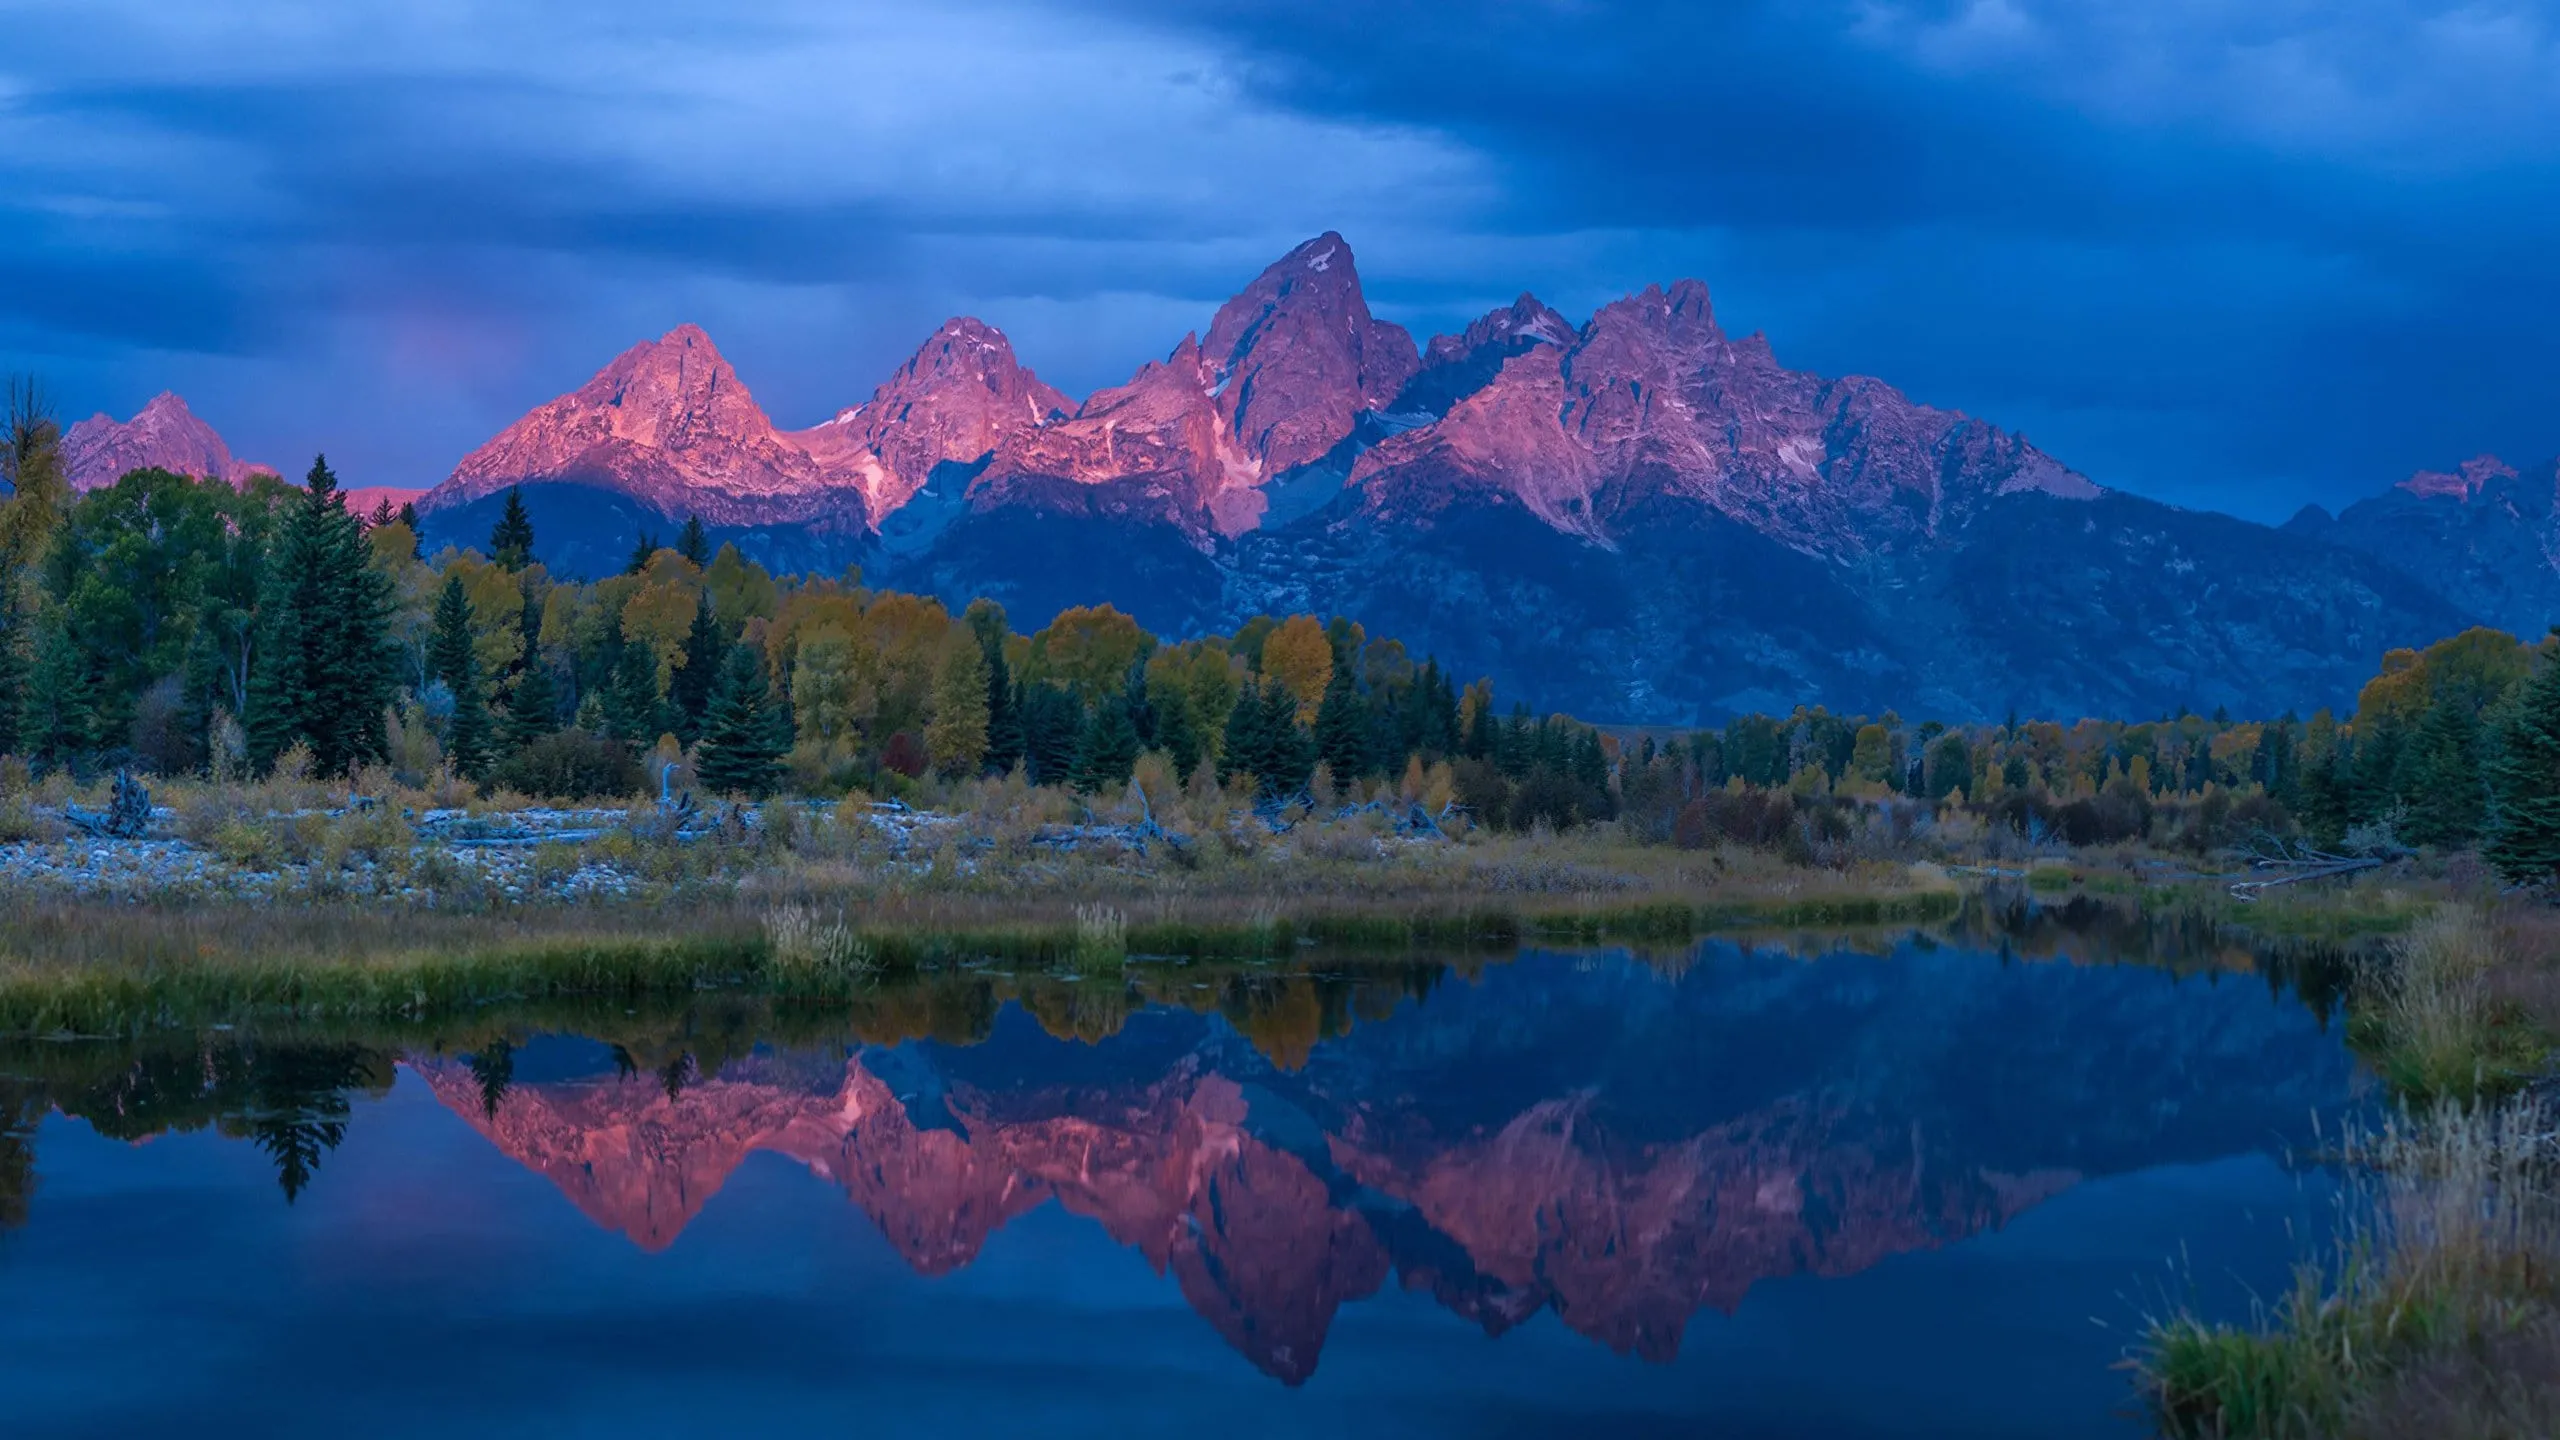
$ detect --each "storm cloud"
[3,0,2554,517]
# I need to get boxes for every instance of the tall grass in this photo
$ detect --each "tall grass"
[2143,902,2560,1439]
[0,879,1976,1037]
[2354,905,2549,1104]
[2144,1097,2560,1438]
[761,904,877,995]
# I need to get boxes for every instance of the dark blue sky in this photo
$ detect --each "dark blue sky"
[4,0,2555,520]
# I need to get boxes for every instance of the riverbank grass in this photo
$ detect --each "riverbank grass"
[2142,903,2560,1438]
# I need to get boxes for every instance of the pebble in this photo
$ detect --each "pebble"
[0,812,640,905]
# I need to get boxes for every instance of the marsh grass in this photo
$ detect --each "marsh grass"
[761,904,878,996]
[1071,903,1128,968]
[0,866,1974,1036]
[2350,906,2552,1105]
[2143,902,2560,1439]
[2144,1097,2560,1439]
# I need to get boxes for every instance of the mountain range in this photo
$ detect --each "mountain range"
[68,234,2558,721]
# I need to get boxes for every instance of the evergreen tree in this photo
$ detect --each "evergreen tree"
[669,588,723,744]
[1463,694,1497,761]
[604,640,664,745]
[1155,686,1202,778]
[676,514,710,569]
[489,487,535,569]
[982,658,1021,774]
[1071,694,1141,793]
[2296,710,2350,843]
[1219,684,1268,790]
[2349,712,2409,827]
[1021,682,1082,786]
[964,600,1021,773]
[2488,655,2560,885]
[1573,728,1610,796]
[0,601,26,758]
[243,456,396,775]
[2403,700,2485,848]
[624,532,659,575]
[498,591,558,752]
[1258,679,1316,797]
[1417,661,1460,756]
[427,573,492,778]
[1314,664,1371,782]
[696,644,784,797]
[20,618,98,761]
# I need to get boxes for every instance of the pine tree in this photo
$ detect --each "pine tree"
[624,532,659,575]
[489,488,535,569]
[1155,687,1202,778]
[2488,656,2560,885]
[498,591,558,752]
[428,573,492,778]
[1462,691,1496,760]
[244,456,397,775]
[669,588,723,744]
[1022,682,1081,786]
[1267,681,1317,797]
[1071,694,1141,793]
[604,640,664,745]
[676,514,710,569]
[696,644,784,797]
[1219,684,1268,791]
[2404,700,2485,848]
[21,619,98,761]
[1314,664,1371,782]
[0,600,27,758]
[1239,679,1314,798]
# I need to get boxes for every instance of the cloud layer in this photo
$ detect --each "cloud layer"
[3,0,2554,517]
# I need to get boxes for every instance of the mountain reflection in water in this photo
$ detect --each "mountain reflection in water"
[0,910,2360,1400]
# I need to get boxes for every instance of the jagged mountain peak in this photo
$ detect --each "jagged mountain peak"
[62,391,274,491]
[417,320,866,556]
[2399,452,2518,501]
[790,316,1071,515]
[1200,232,1419,473]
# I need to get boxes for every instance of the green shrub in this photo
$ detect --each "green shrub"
[209,818,283,870]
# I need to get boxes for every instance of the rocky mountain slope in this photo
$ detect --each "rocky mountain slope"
[2287,453,2560,642]
[61,392,275,491]
[417,324,874,577]
[398,233,2509,721]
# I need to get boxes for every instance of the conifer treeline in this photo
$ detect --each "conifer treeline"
[5,416,2560,882]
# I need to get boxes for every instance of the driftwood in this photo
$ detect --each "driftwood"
[1026,783,1194,857]
[64,770,154,839]
[2227,837,2392,901]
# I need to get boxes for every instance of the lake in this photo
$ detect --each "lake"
[0,909,2364,1437]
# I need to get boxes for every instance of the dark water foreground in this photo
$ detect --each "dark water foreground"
[0,917,2364,1438]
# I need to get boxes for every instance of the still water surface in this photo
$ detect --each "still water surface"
[0,921,2363,1437]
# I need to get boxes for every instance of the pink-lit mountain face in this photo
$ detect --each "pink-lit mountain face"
[787,317,1072,517]
[964,232,1420,541]
[396,232,2481,721]
[2287,450,2560,640]
[61,392,276,491]
[430,323,868,533]
[411,232,2086,557]
[1350,279,2098,556]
